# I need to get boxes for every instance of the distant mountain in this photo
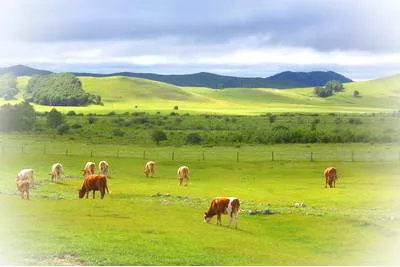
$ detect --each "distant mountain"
[265,71,353,88]
[1,65,353,89]
[0,65,53,76]
[73,70,353,89]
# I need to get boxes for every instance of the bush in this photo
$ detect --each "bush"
[57,124,70,135]
[88,116,96,124]
[113,129,125,137]
[185,132,202,144]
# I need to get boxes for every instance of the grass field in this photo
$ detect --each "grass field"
[1,141,399,265]
[1,73,399,114]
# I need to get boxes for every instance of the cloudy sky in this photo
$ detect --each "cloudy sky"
[0,0,399,80]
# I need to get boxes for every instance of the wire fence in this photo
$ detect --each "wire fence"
[1,142,399,162]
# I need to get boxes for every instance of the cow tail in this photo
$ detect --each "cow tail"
[105,180,110,194]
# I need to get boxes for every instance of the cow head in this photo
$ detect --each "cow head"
[204,213,211,223]
[78,189,86,198]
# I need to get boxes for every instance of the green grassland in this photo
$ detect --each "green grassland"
[1,73,399,114]
[0,141,399,265]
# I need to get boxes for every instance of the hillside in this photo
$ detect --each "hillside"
[1,72,399,114]
[0,65,52,76]
[0,65,352,89]
[74,70,352,89]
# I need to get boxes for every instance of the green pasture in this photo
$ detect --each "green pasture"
[1,142,399,265]
[1,74,399,114]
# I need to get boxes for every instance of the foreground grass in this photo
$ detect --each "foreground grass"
[1,145,400,265]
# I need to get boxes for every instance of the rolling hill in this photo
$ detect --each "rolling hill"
[24,73,398,114]
[1,65,352,89]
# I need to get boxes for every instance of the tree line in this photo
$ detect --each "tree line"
[24,73,102,106]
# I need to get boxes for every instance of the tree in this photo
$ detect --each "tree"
[325,80,344,93]
[0,73,19,100]
[185,132,202,144]
[353,90,360,97]
[47,108,64,128]
[25,73,102,106]
[0,101,36,132]
[151,130,167,145]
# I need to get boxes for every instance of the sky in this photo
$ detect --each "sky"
[0,0,399,80]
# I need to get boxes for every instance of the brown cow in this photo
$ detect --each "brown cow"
[324,167,338,188]
[204,197,240,228]
[177,166,189,186]
[17,180,30,200]
[144,161,156,178]
[78,174,109,199]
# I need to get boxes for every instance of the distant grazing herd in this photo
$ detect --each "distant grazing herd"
[13,160,339,229]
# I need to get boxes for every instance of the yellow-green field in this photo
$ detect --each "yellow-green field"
[2,74,400,114]
[0,140,399,265]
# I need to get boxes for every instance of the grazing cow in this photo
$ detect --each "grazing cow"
[99,160,109,177]
[78,174,109,199]
[16,169,35,185]
[204,197,240,229]
[17,180,30,200]
[144,161,156,178]
[177,166,190,186]
[50,163,64,182]
[82,162,96,177]
[324,167,338,188]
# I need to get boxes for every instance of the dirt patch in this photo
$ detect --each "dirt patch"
[38,254,86,266]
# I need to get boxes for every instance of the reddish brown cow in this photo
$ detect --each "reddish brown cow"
[324,167,338,188]
[79,174,109,199]
[204,197,240,228]
[17,179,30,200]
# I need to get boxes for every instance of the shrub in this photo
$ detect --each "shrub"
[185,132,202,144]
[57,124,70,135]
[88,116,96,124]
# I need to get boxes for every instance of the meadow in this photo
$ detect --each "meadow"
[0,73,400,265]
[0,141,399,265]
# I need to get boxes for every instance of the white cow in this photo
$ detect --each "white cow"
[144,161,156,178]
[50,163,64,182]
[99,160,110,177]
[82,162,96,177]
[16,169,35,185]
[177,166,190,186]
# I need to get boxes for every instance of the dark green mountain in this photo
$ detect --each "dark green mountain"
[0,65,53,76]
[2,65,353,89]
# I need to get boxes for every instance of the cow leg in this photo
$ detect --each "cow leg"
[228,212,233,226]
[234,213,238,229]
[217,213,221,225]
[92,190,96,199]
[86,191,89,199]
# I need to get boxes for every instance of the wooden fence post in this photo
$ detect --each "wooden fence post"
[351,151,355,162]
[143,151,146,159]
[202,151,205,160]
[271,151,274,161]
[117,149,120,158]
[172,151,175,160]
[236,151,239,162]
[91,149,93,158]
[310,152,314,162]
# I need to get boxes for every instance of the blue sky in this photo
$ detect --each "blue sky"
[0,0,399,80]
